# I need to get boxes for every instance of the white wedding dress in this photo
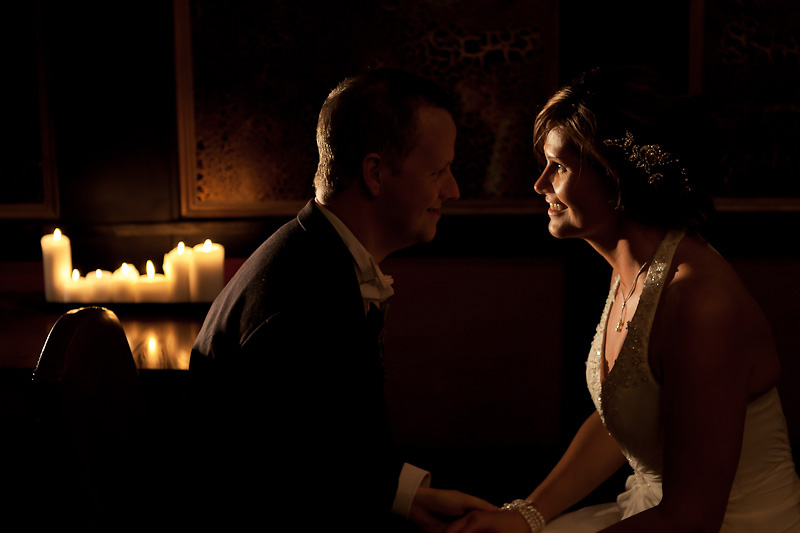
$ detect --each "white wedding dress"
[544,230,800,532]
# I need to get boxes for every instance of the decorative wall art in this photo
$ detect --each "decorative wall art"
[174,0,559,217]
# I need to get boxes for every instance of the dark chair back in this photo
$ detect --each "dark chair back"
[31,306,142,529]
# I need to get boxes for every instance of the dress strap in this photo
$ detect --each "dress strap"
[634,229,685,330]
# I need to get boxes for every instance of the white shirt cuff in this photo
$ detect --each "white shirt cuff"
[391,462,431,519]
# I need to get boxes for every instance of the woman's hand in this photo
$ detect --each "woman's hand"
[409,487,496,533]
[444,509,530,533]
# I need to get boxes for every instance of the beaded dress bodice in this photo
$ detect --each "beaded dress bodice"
[582,230,800,529]
[585,230,683,516]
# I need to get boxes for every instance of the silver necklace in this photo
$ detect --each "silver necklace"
[615,260,650,332]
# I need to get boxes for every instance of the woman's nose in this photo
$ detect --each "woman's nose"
[533,170,550,196]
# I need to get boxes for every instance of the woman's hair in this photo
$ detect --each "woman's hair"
[533,66,717,230]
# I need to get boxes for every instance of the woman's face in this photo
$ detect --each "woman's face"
[534,127,618,240]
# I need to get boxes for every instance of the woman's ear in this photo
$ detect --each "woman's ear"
[362,153,383,198]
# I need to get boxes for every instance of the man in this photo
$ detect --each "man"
[189,68,492,531]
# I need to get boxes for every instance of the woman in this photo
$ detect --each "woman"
[447,67,800,532]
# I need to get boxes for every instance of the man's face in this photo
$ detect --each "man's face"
[379,106,460,250]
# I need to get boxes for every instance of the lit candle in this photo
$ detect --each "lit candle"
[190,239,225,302]
[85,269,113,302]
[163,241,193,302]
[112,263,139,302]
[135,260,169,303]
[63,269,90,303]
[40,228,72,302]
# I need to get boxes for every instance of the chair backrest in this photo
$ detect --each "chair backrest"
[31,306,142,528]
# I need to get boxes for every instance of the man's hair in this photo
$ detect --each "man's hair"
[313,68,455,200]
[533,66,717,230]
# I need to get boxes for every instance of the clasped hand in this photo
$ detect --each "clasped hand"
[411,488,529,533]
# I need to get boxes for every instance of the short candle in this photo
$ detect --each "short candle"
[135,260,169,303]
[163,241,193,302]
[112,263,139,303]
[87,269,113,302]
[63,269,90,303]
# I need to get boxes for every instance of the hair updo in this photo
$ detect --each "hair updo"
[533,66,718,230]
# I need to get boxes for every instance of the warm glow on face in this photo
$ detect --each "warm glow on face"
[54,228,62,240]
[146,260,155,278]
[177,241,185,254]
[72,269,80,281]
[203,239,212,252]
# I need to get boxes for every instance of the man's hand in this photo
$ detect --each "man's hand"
[409,487,496,532]
[444,509,531,533]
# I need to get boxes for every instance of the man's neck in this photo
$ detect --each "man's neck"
[315,196,389,263]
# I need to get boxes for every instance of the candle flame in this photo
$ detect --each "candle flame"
[203,239,213,252]
[95,269,103,279]
[121,263,130,275]
[54,228,62,240]
[72,269,80,281]
[147,336,157,354]
[177,241,185,254]
[146,260,155,278]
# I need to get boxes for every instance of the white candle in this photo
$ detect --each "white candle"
[163,241,193,302]
[190,239,225,302]
[40,228,73,302]
[135,260,169,303]
[86,269,113,302]
[112,263,139,302]
[63,269,90,303]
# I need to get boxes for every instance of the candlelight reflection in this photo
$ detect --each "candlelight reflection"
[126,319,198,369]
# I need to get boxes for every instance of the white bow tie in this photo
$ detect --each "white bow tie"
[360,273,394,304]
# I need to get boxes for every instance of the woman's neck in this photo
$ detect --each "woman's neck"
[587,223,668,289]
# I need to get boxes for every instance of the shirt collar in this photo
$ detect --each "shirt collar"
[316,201,394,305]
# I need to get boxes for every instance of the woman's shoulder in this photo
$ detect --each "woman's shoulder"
[652,232,780,389]
[664,233,747,306]
[651,235,779,394]
[654,232,763,345]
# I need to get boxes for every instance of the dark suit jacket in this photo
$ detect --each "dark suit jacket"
[189,200,404,529]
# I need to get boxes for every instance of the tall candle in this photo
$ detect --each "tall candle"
[163,241,192,302]
[86,269,113,302]
[63,269,90,303]
[135,260,169,303]
[112,263,139,302]
[40,228,72,302]
[190,239,224,302]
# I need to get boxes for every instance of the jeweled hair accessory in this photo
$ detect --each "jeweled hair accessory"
[603,130,687,188]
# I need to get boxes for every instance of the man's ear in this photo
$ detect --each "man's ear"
[362,153,383,198]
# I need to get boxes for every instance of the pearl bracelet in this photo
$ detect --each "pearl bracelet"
[499,499,545,533]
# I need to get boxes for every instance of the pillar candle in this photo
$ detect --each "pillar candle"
[86,269,113,302]
[135,260,169,303]
[190,239,225,302]
[63,269,90,303]
[40,228,72,302]
[111,263,139,303]
[163,242,193,302]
